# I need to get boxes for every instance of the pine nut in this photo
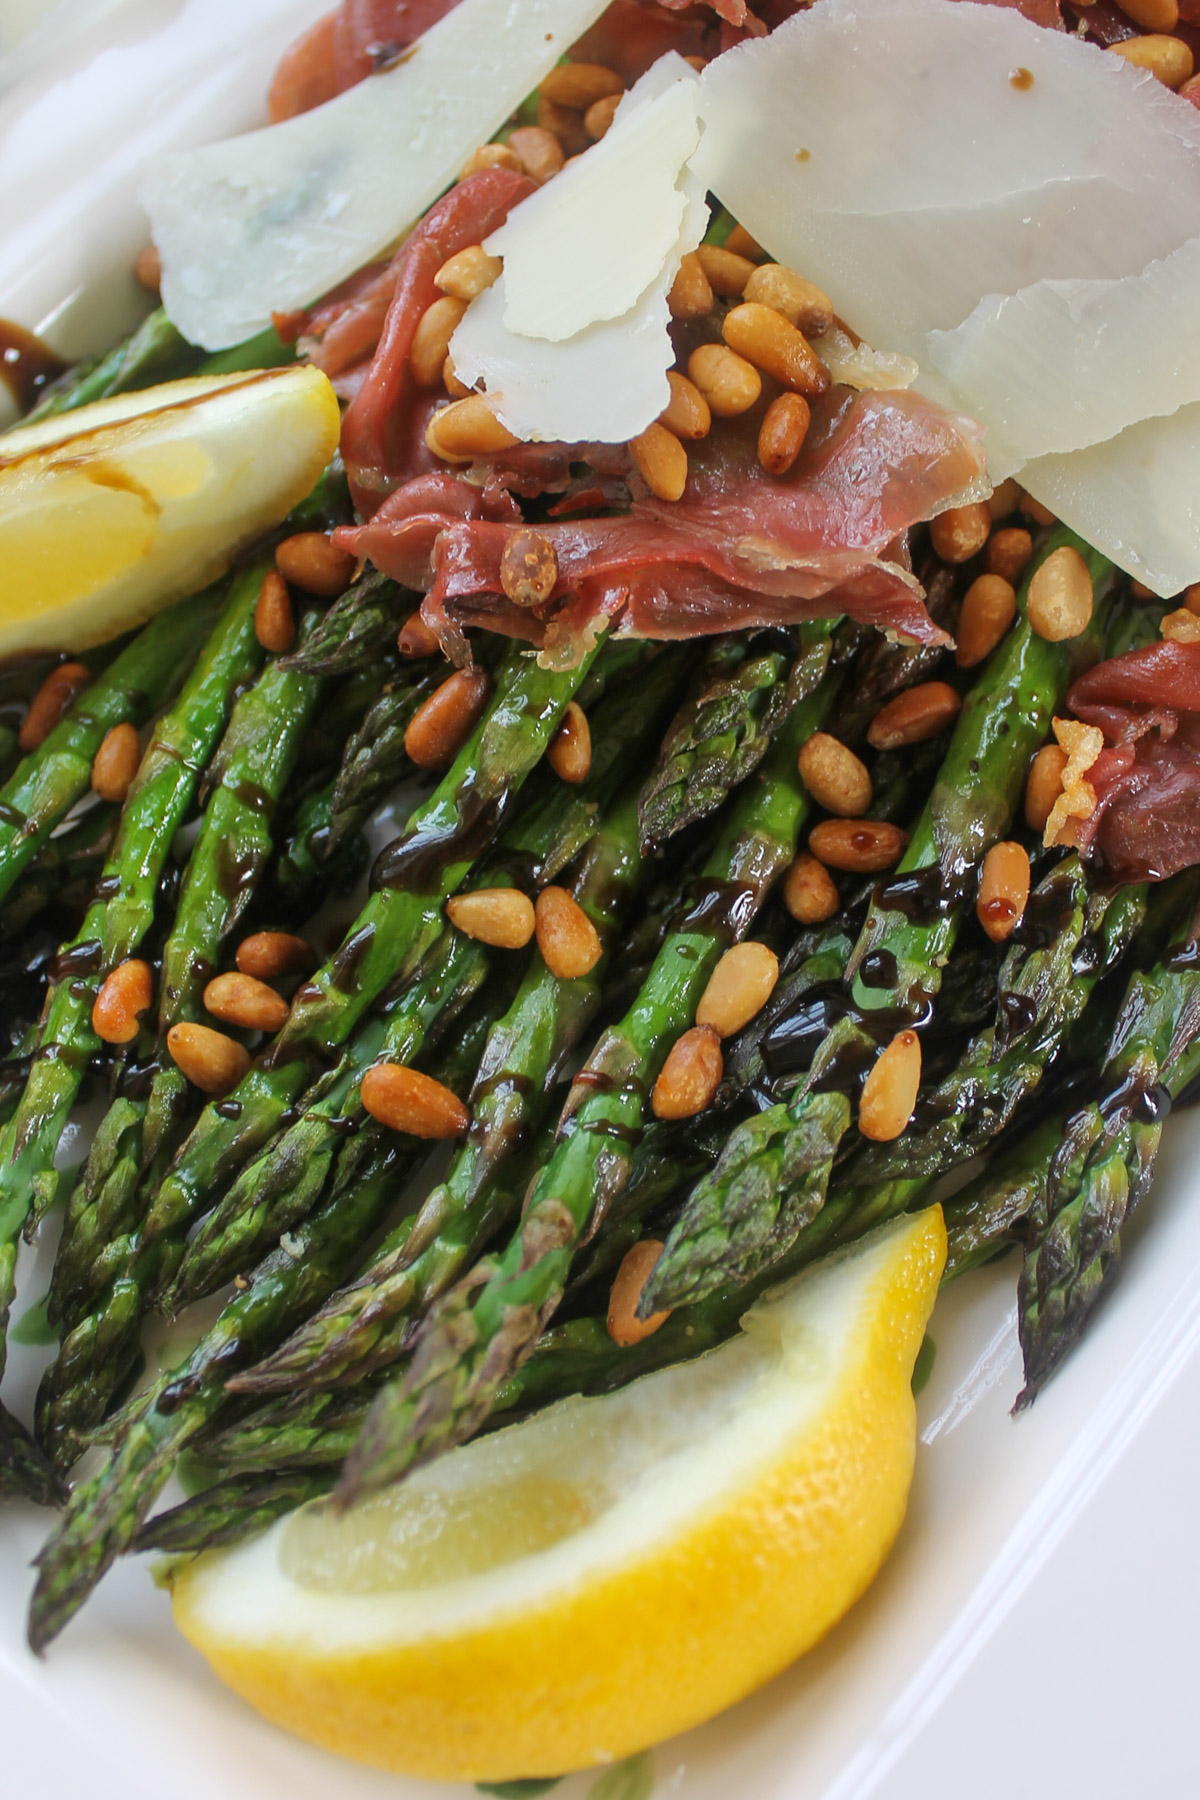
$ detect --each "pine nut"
[696,244,757,297]
[1181,72,1200,106]
[506,125,564,184]
[236,931,314,980]
[798,732,873,817]
[930,502,991,564]
[783,852,840,924]
[204,971,289,1034]
[405,666,493,769]
[607,1239,669,1346]
[668,253,714,321]
[535,885,602,978]
[985,526,1033,585]
[743,263,834,336]
[1019,491,1057,527]
[167,1022,251,1096]
[651,1024,723,1120]
[425,395,519,462]
[724,223,766,262]
[584,93,622,139]
[858,1029,921,1142]
[537,92,591,156]
[275,532,355,598]
[988,477,1022,521]
[435,244,504,301]
[956,574,1017,668]
[630,423,688,502]
[659,371,711,441]
[91,959,153,1046]
[1027,546,1093,642]
[687,343,761,417]
[723,302,829,398]
[19,662,90,752]
[1161,607,1200,645]
[459,143,523,180]
[443,356,472,399]
[976,841,1031,943]
[397,612,442,658]
[361,1063,470,1138]
[867,681,961,751]
[1107,33,1192,86]
[809,819,907,872]
[1184,582,1200,616]
[757,393,811,475]
[91,722,140,804]
[1024,743,1069,833]
[540,61,624,109]
[500,529,559,606]
[255,568,295,652]
[696,942,779,1039]
[1119,0,1178,29]
[446,888,536,949]
[134,244,162,294]
[546,701,591,784]
[410,296,468,387]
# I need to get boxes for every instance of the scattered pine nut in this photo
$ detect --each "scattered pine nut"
[255,568,295,653]
[696,942,779,1039]
[723,302,829,398]
[956,573,1017,668]
[1117,0,1178,25]
[724,223,766,262]
[976,841,1031,943]
[204,971,290,1034]
[783,853,840,924]
[426,395,519,461]
[1043,717,1104,848]
[696,244,757,297]
[167,1022,251,1096]
[1024,743,1069,833]
[236,931,314,980]
[668,253,714,321]
[985,526,1033,586]
[91,722,140,804]
[361,1063,470,1138]
[631,423,688,502]
[442,355,472,398]
[500,529,559,606]
[584,92,622,139]
[743,263,834,336]
[607,1239,670,1346]
[1027,546,1094,642]
[397,612,442,658]
[19,662,90,752]
[687,342,761,417]
[987,477,1022,520]
[651,1024,723,1120]
[506,124,565,183]
[1019,491,1057,528]
[435,244,503,301]
[867,681,961,751]
[446,888,536,949]
[91,959,153,1046]
[537,93,591,156]
[405,666,492,769]
[535,885,602,979]
[809,819,907,873]
[660,371,711,442]
[410,296,468,387]
[858,1029,922,1142]
[275,533,355,598]
[1183,582,1200,616]
[1161,607,1200,644]
[459,143,523,180]
[798,732,873,817]
[757,393,811,476]
[930,502,991,564]
[1107,33,1192,86]
[539,61,624,109]
[134,244,162,294]
[547,702,591,784]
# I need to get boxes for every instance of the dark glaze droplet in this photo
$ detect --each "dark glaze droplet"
[47,939,104,984]
[372,787,513,895]
[874,865,947,926]
[674,878,759,945]
[0,318,65,410]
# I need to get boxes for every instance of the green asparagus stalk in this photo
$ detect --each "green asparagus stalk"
[133,1468,336,1555]
[0,801,119,939]
[941,1114,1063,1282]
[324,667,443,857]
[0,1401,64,1506]
[279,569,409,678]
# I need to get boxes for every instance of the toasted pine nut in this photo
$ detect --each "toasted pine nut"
[687,342,761,417]
[236,931,314,980]
[724,223,766,262]
[19,662,90,752]
[410,296,468,387]
[986,526,1033,585]
[446,888,536,949]
[361,1063,470,1138]
[584,92,622,139]
[537,92,592,156]
[660,371,711,441]
[540,61,624,109]
[1160,607,1200,645]
[506,124,565,183]
[535,885,602,978]
[442,355,472,398]
[459,143,523,179]
[1182,71,1200,106]
[426,395,519,462]
[930,502,991,564]
[607,1239,669,1346]
[757,392,811,476]
[91,959,153,1046]
[668,253,714,321]
[696,942,779,1039]
[809,819,907,873]
[1118,0,1178,27]
[988,477,1022,520]
[867,681,961,751]
[976,841,1031,943]
[1024,743,1069,833]
[798,732,873,817]
[651,1024,723,1120]
[1027,546,1094,642]
[500,529,559,606]
[547,701,591,784]
[1130,579,1157,600]
[435,244,504,301]
[91,722,140,803]
[1019,490,1057,527]
[397,612,442,658]
[956,574,1017,668]
[743,263,834,336]
[696,244,756,297]
[255,568,295,653]
[631,423,688,502]
[723,302,829,398]
[134,244,162,294]
[858,1030,921,1142]
[275,532,355,598]
[405,666,493,770]
[203,971,289,1034]
[1107,32,1192,85]
[167,1022,251,1096]
[783,852,840,923]
[1183,581,1200,616]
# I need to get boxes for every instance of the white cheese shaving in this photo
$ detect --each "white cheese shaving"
[808,326,918,393]
[490,62,701,342]
[140,0,610,351]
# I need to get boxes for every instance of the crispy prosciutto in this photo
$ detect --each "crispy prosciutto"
[1065,640,1200,883]
[337,387,986,662]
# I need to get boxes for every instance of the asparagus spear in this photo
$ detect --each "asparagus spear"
[0,1402,64,1507]
[941,1115,1063,1282]
[324,667,443,857]
[134,1468,336,1555]
[279,569,409,678]
[0,801,119,940]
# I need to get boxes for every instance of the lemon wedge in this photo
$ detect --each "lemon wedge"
[0,367,340,658]
[172,1209,946,1783]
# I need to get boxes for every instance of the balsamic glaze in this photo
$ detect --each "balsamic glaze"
[874,865,947,926]
[371,787,513,894]
[0,318,65,411]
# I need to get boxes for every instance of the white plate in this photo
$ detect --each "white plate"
[4,9,1200,1797]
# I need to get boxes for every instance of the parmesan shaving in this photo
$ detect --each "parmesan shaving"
[808,326,918,392]
[1044,717,1103,849]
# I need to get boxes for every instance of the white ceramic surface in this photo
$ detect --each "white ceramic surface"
[3,8,1200,1797]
